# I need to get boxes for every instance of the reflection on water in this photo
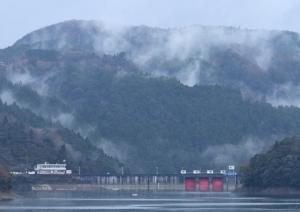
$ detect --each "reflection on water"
[1,191,300,211]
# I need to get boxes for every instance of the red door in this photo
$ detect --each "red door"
[212,178,223,192]
[185,177,196,191]
[199,178,209,192]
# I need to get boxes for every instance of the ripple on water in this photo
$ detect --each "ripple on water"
[0,193,300,211]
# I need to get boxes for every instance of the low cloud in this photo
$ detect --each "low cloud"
[52,113,75,129]
[0,90,16,105]
[6,70,50,96]
[199,136,281,168]
[95,138,130,162]
[266,83,300,108]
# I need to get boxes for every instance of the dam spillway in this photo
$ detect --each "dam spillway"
[73,173,237,192]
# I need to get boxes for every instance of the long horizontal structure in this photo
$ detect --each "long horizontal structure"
[75,166,237,192]
[75,174,237,192]
[14,164,238,192]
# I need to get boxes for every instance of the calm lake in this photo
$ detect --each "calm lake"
[1,191,300,211]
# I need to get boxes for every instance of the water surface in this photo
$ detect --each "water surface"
[1,191,300,211]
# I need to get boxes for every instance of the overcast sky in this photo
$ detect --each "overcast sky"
[1,0,300,48]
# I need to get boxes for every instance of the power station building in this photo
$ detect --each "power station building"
[34,162,72,175]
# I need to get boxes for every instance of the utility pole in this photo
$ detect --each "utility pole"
[155,166,159,191]
[147,176,150,192]
[121,166,124,185]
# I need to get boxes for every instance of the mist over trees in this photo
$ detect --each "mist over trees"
[0,100,122,175]
[242,137,300,188]
[2,20,300,173]
[1,47,300,172]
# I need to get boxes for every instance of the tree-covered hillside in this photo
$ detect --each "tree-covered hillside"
[0,164,11,192]
[11,20,300,107]
[53,71,300,172]
[1,49,300,172]
[2,21,300,173]
[0,100,122,175]
[242,137,300,188]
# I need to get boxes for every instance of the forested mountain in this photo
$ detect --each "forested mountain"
[1,20,300,172]
[242,137,300,188]
[12,20,300,107]
[1,47,300,172]
[0,100,122,175]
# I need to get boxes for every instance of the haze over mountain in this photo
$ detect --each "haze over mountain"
[13,20,300,107]
[1,20,300,172]
[242,136,300,188]
[0,100,122,175]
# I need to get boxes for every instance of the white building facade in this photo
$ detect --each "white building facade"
[34,162,72,175]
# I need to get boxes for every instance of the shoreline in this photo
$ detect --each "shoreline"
[0,191,15,201]
[31,183,185,191]
[236,187,300,196]
[12,182,300,197]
